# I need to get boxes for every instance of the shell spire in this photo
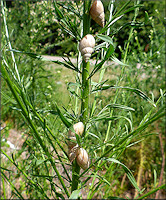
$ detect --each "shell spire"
[79,34,95,62]
[90,0,105,27]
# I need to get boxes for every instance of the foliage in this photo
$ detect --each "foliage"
[1,0,165,199]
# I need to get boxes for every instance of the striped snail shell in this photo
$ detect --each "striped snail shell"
[79,34,95,63]
[76,148,90,170]
[90,0,105,27]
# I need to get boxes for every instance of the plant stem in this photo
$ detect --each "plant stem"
[134,140,145,198]
[1,64,70,198]
[71,160,81,192]
[71,0,91,193]
[81,61,90,124]
[104,0,140,147]
[81,0,91,124]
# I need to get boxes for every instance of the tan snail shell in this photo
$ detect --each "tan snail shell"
[76,148,90,170]
[68,122,84,149]
[68,122,84,161]
[90,0,105,27]
[68,144,79,162]
[79,34,95,63]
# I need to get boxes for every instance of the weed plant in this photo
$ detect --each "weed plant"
[1,0,165,199]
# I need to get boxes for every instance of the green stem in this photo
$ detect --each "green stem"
[71,0,91,193]
[136,184,166,200]
[71,160,81,192]
[81,61,90,124]
[1,64,70,198]
[2,149,48,199]
[81,0,91,124]
[104,0,140,148]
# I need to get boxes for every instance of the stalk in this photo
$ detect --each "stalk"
[1,64,70,198]
[104,0,140,147]
[81,0,91,124]
[71,0,91,193]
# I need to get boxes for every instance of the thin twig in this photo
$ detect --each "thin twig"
[155,132,165,199]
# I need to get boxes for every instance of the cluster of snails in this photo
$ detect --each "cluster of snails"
[68,122,90,170]
[79,0,105,62]
[68,1,105,169]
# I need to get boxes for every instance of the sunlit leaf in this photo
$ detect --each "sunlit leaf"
[88,44,114,79]
[69,189,81,199]
[92,85,156,107]
[55,103,72,128]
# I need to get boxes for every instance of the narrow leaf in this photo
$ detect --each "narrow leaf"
[7,49,81,73]
[92,85,156,107]
[105,158,141,193]
[69,189,81,199]
[53,0,63,20]
[88,44,114,79]
[97,35,114,47]
[55,103,72,128]
[111,55,129,66]
[137,184,166,200]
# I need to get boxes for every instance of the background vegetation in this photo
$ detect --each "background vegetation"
[1,0,165,199]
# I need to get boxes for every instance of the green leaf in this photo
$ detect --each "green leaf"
[36,159,47,167]
[88,44,114,79]
[92,85,156,107]
[137,184,166,199]
[69,189,81,199]
[7,49,81,73]
[145,11,150,23]
[53,0,63,20]
[105,158,141,193]
[57,2,81,18]
[67,82,81,98]
[111,55,129,66]
[107,197,126,200]
[100,103,135,112]
[55,103,72,128]
[97,35,114,47]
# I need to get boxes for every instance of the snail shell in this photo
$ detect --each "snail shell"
[68,122,84,152]
[90,0,105,27]
[68,144,79,162]
[76,148,90,170]
[79,34,95,63]
[73,122,84,136]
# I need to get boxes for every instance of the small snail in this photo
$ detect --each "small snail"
[68,122,84,162]
[73,122,84,136]
[68,144,79,162]
[76,148,90,170]
[68,122,84,149]
[90,0,105,27]
[79,34,95,63]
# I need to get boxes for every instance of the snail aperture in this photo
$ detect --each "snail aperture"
[90,0,105,27]
[79,34,95,63]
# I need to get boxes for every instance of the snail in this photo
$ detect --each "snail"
[68,122,84,149]
[90,0,105,27]
[79,34,95,63]
[76,148,90,170]
[68,144,79,162]
[68,122,84,161]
